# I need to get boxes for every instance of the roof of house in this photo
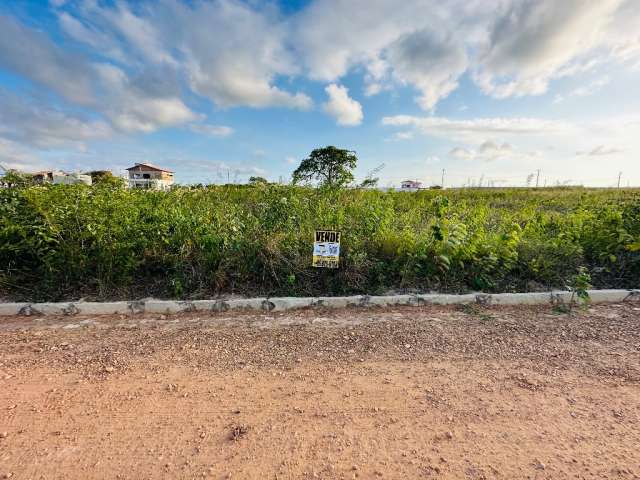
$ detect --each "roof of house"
[126,163,174,173]
[401,180,421,184]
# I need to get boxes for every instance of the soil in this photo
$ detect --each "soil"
[1,303,639,479]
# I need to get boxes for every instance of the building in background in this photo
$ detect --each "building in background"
[400,180,422,192]
[53,172,92,185]
[32,170,92,185]
[32,170,55,184]
[126,163,174,190]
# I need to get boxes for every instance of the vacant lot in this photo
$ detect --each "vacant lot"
[2,185,639,301]
[1,303,639,479]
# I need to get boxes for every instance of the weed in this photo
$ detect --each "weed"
[0,184,638,300]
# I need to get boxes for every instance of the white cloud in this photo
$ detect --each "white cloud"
[93,2,177,66]
[58,12,127,62]
[109,97,199,133]
[291,0,639,108]
[49,0,68,7]
[1,0,640,173]
[0,138,50,172]
[607,0,640,62]
[293,0,497,110]
[0,15,96,106]
[55,0,313,111]
[294,0,415,82]
[390,131,414,141]
[383,115,575,142]
[477,140,515,160]
[9,0,640,119]
[285,156,297,165]
[576,145,623,156]
[449,140,536,162]
[475,0,623,98]
[569,76,610,97]
[0,14,201,136]
[95,64,200,133]
[155,0,311,110]
[386,28,467,110]
[0,92,112,150]
[190,124,234,137]
[323,84,363,126]
[449,146,474,160]
[554,75,610,103]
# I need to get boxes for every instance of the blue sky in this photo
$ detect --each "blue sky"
[0,0,639,187]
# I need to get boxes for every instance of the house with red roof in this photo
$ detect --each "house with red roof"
[126,163,174,190]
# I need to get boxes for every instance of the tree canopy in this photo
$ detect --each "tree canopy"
[292,146,357,188]
[0,170,35,187]
[248,176,268,185]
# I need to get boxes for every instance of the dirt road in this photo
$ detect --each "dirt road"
[1,303,639,479]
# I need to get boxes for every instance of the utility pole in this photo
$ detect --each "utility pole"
[617,171,622,189]
[441,169,445,188]
[535,169,540,188]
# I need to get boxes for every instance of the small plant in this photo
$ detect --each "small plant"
[556,267,592,314]
[171,278,184,298]
[456,303,494,322]
[571,267,592,305]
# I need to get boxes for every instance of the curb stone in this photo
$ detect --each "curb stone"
[0,289,638,317]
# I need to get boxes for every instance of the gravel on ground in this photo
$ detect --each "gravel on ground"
[1,303,639,479]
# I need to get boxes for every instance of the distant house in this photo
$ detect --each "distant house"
[400,180,422,192]
[53,172,92,185]
[33,170,92,185]
[126,163,174,190]
[33,171,55,183]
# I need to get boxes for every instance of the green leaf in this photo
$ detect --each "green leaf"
[626,242,640,252]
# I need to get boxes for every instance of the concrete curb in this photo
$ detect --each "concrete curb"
[0,289,638,317]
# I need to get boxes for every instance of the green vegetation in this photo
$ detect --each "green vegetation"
[292,146,357,188]
[248,176,269,185]
[0,170,36,188]
[1,183,639,301]
[554,266,593,314]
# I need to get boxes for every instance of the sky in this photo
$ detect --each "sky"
[0,0,639,187]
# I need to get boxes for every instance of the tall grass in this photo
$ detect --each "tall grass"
[1,184,638,301]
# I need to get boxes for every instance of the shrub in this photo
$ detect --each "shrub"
[0,184,638,300]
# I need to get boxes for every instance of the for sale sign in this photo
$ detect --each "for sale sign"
[312,230,341,268]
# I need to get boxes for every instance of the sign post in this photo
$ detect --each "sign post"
[312,230,340,268]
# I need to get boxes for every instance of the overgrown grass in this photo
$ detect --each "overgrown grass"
[1,184,639,301]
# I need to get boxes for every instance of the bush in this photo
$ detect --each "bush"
[1,184,638,301]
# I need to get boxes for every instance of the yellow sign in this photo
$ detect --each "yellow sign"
[312,230,341,268]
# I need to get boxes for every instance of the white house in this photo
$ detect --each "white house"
[127,163,174,190]
[400,180,422,192]
[53,172,92,185]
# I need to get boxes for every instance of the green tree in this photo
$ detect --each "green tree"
[1,170,35,187]
[360,177,379,188]
[248,176,268,185]
[292,146,357,188]
[88,171,126,188]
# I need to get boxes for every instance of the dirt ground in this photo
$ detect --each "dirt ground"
[1,303,639,480]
